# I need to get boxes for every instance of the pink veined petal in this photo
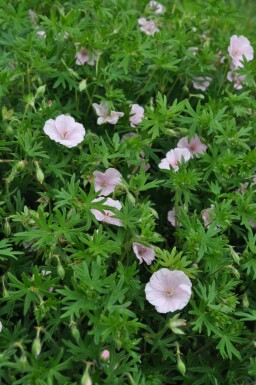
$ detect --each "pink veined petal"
[158,158,170,170]
[104,168,122,184]
[43,119,59,140]
[91,209,105,221]
[55,115,75,133]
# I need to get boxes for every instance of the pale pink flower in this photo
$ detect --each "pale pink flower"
[91,197,122,227]
[148,1,165,14]
[201,204,215,227]
[37,30,46,39]
[43,115,86,148]
[100,350,110,361]
[177,135,207,157]
[188,46,198,55]
[159,148,191,171]
[228,35,254,68]
[167,207,181,227]
[145,268,192,313]
[93,168,122,196]
[129,104,144,127]
[121,132,136,142]
[93,102,124,125]
[192,77,212,91]
[75,47,97,66]
[227,69,246,90]
[138,18,159,36]
[132,242,155,265]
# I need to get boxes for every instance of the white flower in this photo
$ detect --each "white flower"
[145,268,192,313]
[93,102,124,125]
[43,115,86,148]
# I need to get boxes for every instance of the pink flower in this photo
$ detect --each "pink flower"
[192,77,212,91]
[132,242,155,265]
[75,47,97,66]
[148,1,165,14]
[29,9,37,25]
[93,168,122,196]
[201,204,215,228]
[100,350,110,361]
[177,135,207,157]
[93,102,124,125]
[138,18,159,36]
[188,46,198,55]
[129,104,144,127]
[145,268,192,313]
[167,207,181,227]
[121,132,136,142]
[159,148,191,171]
[228,35,254,68]
[37,30,46,39]
[91,197,122,227]
[227,69,246,90]
[43,115,86,148]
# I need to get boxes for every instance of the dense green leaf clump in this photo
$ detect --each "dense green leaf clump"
[0,0,256,384]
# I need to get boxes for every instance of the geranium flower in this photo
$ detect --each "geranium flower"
[132,242,155,265]
[93,102,124,125]
[227,69,246,90]
[188,46,199,55]
[43,115,86,148]
[100,350,110,361]
[145,268,192,313]
[159,148,191,171]
[129,104,144,127]
[138,18,159,36]
[37,30,46,38]
[91,197,122,227]
[177,135,207,157]
[167,207,181,227]
[75,47,97,66]
[228,35,254,68]
[121,132,136,142]
[93,168,122,196]
[192,77,212,91]
[148,1,165,14]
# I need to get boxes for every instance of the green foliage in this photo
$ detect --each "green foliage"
[0,0,256,384]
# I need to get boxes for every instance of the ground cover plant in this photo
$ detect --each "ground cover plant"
[1,0,256,384]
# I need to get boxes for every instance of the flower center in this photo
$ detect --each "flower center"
[166,290,174,297]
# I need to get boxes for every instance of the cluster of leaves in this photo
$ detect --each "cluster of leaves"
[0,0,256,384]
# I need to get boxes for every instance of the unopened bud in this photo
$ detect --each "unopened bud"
[4,219,11,236]
[177,356,186,376]
[57,262,65,280]
[35,85,46,99]
[71,324,80,342]
[242,292,249,308]
[20,354,28,371]
[35,161,45,184]
[100,349,110,361]
[17,160,26,171]
[32,337,41,357]
[79,79,87,92]
[169,313,186,335]
[6,126,14,135]
[229,246,240,264]
[81,366,92,385]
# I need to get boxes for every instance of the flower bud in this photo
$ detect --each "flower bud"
[4,219,11,236]
[79,79,87,92]
[229,246,240,264]
[6,126,14,135]
[177,356,186,376]
[242,292,249,307]
[81,367,92,385]
[32,337,41,357]
[17,160,26,171]
[71,324,80,342]
[20,354,28,371]
[57,262,65,280]
[35,85,46,99]
[169,313,187,335]
[100,349,110,361]
[34,161,45,184]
